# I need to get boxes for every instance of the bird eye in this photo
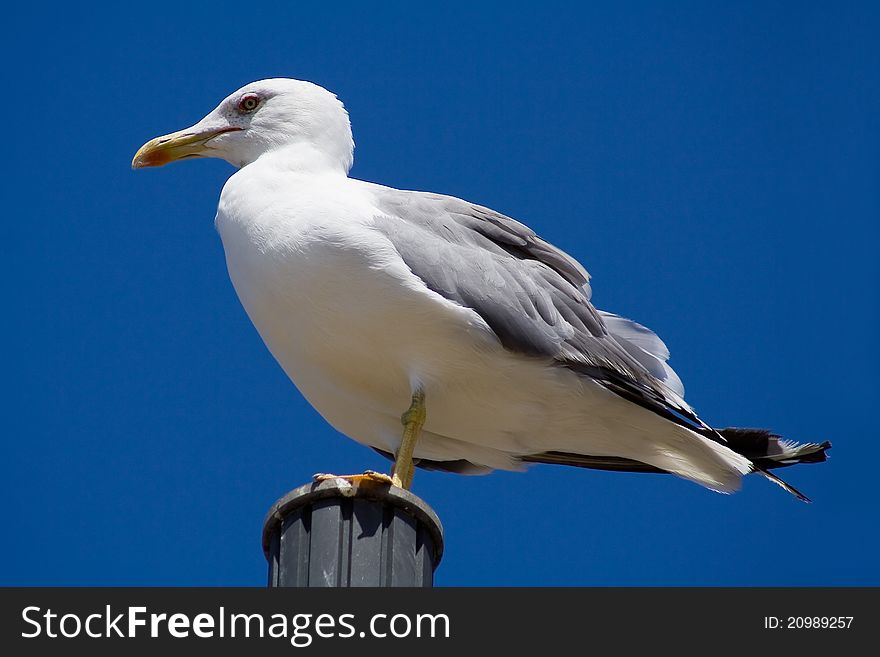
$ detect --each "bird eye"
[238,94,260,112]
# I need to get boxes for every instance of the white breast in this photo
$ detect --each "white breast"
[214,165,504,457]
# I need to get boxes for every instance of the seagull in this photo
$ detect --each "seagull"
[133,78,829,500]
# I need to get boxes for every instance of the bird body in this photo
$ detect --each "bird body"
[216,161,749,491]
[133,78,829,499]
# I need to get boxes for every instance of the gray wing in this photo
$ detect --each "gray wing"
[372,189,704,431]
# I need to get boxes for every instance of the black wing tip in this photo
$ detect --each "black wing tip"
[795,440,833,465]
[716,428,831,502]
[754,465,813,503]
[718,428,832,468]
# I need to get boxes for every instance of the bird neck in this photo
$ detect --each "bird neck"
[251,141,353,176]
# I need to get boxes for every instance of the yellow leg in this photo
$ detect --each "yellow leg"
[392,389,426,489]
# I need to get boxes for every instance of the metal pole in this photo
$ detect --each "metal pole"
[262,479,444,587]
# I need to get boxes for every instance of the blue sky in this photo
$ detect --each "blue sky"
[3,2,878,585]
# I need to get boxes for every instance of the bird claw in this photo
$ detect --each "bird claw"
[312,470,398,487]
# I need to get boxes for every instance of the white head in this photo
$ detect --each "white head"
[132,78,354,173]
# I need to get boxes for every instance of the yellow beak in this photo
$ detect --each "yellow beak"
[131,126,241,169]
